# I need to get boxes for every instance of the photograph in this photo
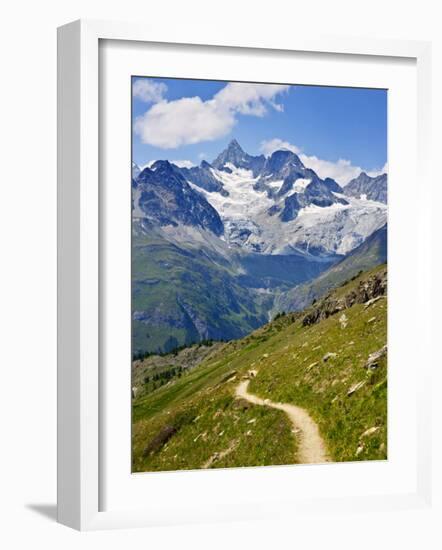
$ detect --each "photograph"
[130,77,388,472]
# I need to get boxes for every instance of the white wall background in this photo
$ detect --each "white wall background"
[0,0,440,547]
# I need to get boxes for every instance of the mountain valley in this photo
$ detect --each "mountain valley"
[132,140,387,355]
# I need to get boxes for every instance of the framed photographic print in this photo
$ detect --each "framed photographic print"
[57,19,432,530]
[130,77,388,472]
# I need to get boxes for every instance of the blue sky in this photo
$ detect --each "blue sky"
[132,77,387,185]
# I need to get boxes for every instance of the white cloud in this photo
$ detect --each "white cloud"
[300,155,363,185]
[214,83,289,116]
[301,156,389,185]
[134,82,289,149]
[170,160,196,168]
[367,162,388,177]
[260,138,301,156]
[135,97,235,149]
[133,79,167,103]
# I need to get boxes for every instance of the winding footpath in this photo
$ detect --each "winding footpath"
[236,379,330,464]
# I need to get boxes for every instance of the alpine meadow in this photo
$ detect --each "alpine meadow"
[131,78,388,471]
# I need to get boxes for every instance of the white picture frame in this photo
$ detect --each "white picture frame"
[57,19,433,531]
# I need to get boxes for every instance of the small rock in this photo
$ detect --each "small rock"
[323,352,337,362]
[361,426,380,439]
[356,445,364,456]
[232,398,251,411]
[218,431,224,437]
[364,296,384,309]
[364,345,387,370]
[248,369,258,378]
[339,313,348,329]
[143,425,177,456]
[247,418,256,424]
[262,353,269,358]
[367,316,376,324]
[347,380,366,396]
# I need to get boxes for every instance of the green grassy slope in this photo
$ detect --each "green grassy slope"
[132,264,387,472]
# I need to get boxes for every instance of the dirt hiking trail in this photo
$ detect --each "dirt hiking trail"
[236,379,330,464]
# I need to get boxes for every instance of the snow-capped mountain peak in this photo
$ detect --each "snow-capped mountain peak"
[262,148,304,174]
[212,139,266,176]
[133,141,388,258]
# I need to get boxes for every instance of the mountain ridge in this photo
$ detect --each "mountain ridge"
[133,140,387,257]
[344,171,387,203]
[132,139,388,354]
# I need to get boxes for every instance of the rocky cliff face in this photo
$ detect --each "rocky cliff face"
[133,160,224,236]
[344,172,387,204]
[302,266,387,326]
[179,160,229,196]
[278,177,348,222]
[212,139,266,176]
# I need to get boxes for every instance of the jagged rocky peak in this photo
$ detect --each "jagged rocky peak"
[322,177,344,194]
[256,149,306,189]
[225,138,243,154]
[348,171,373,188]
[178,159,228,196]
[213,139,246,166]
[264,148,304,172]
[133,159,224,236]
[344,171,387,204]
[150,159,178,175]
[213,139,245,167]
[212,139,266,176]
